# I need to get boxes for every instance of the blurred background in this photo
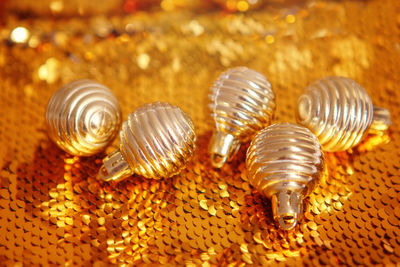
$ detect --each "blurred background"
[0,0,306,16]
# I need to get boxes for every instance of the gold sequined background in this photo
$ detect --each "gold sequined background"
[0,0,399,265]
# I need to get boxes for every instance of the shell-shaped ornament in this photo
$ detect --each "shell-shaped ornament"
[46,79,122,156]
[209,67,276,168]
[99,102,196,182]
[246,123,325,230]
[296,76,391,152]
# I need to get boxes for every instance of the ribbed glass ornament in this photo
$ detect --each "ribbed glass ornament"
[209,67,276,168]
[296,76,391,152]
[99,102,196,182]
[246,123,325,230]
[46,79,121,156]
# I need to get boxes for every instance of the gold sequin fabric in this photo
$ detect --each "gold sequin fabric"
[0,0,400,265]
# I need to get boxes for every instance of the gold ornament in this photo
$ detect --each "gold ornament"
[296,76,392,152]
[209,67,276,168]
[45,79,122,156]
[99,102,196,182]
[246,123,325,230]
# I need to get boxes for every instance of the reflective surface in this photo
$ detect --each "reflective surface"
[209,67,276,167]
[296,76,391,151]
[99,102,196,182]
[0,0,400,265]
[46,79,122,156]
[246,123,325,230]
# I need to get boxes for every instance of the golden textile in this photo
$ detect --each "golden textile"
[0,0,399,265]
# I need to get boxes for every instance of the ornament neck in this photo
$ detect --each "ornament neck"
[209,132,240,168]
[370,106,392,133]
[99,149,133,182]
[271,191,302,230]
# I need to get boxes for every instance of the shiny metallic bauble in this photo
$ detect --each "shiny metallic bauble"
[209,66,275,168]
[296,76,391,152]
[246,123,325,230]
[46,79,121,156]
[99,102,196,182]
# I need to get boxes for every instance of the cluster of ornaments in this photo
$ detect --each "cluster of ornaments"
[46,68,391,230]
[46,80,197,183]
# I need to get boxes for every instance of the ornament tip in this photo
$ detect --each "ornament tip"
[277,213,299,230]
[210,153,228,168]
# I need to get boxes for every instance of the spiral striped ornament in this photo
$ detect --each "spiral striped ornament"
[209,67,276,168]
[296,76,376,152]
[100,102,196,182]
[46,79,121,156]
[246,123,325,230]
